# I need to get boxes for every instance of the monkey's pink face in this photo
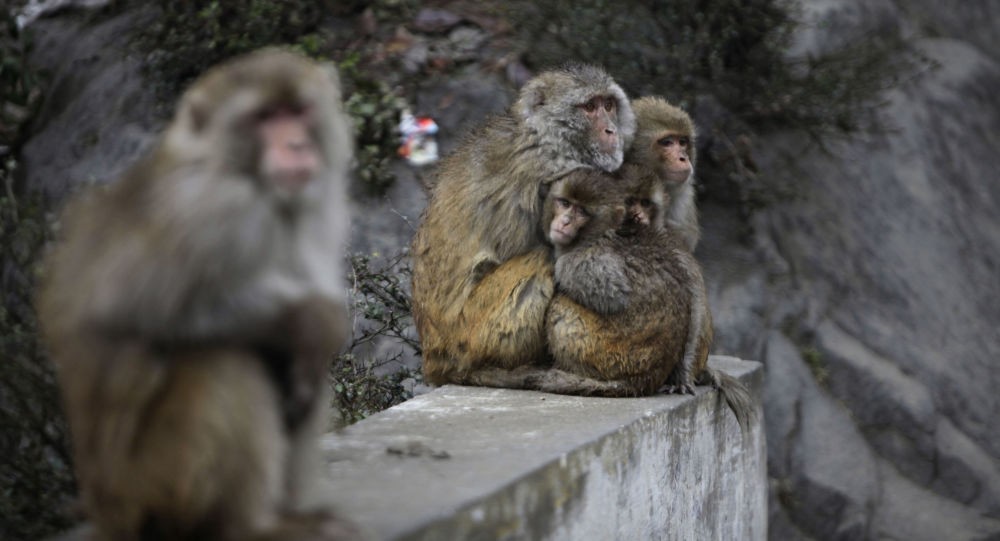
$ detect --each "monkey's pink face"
[624,196,655,228]
[580,95,622,159]
[549,197,590,246]
[654,131,692,185]
[257,107,323,196]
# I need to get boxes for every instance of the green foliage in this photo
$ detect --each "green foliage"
[0,7,42,151]
[139,0,326,98]
[0,10,75,540]
[801,347,829,385]
[137,2,405,196]
[331,253,420,424]
[510,0,911,133]
[0,191,75,540]
[331,353,416,425]
[340,57,407,196]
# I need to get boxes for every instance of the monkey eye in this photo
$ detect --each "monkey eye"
[581,100,597,113]
[624,197,637,206]
[658,137,674,147]
[640,199,653,207]
[604,98,615,112]
[254,106,278,122]
[556,197,572,209]
[679,137,690,147]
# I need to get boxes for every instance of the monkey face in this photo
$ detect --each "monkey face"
[549,196,590,247]
[654,131,693,186]
[256,107,324,202]
[579,95,624,169]
[624,195,656,228]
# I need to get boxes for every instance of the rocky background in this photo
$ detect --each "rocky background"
[1,0,998,539]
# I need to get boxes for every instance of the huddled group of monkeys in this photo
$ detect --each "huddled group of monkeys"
[411,65,752,416]
[36,49,752,541]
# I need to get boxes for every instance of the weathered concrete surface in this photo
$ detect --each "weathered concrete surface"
[320,356,765,541]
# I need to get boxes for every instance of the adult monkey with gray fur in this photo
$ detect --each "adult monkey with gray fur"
[627,96,700,251]
[411,64,635,385]
[39,50,359,540]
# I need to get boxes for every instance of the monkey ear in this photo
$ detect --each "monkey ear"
[514,79,548,122]
[182,92,211,134]
[318,62,344,102]
[537,180,552,201]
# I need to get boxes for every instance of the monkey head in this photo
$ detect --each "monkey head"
[164,48,353,210]
[514,64,636,173]
[619,167,666,235]
[629,96,696,187]
[544,170,625,251]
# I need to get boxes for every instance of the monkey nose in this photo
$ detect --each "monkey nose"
[604,128,616,135]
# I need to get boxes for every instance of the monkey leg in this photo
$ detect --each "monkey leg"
[100,350,286,539]
[547,296,677,396]
[456,366,638,398]
[258,296,350,430]
[423,249,554,384]
[87,349,350,540]
[457,365,542,388]
[460,249,553,367]
[525,368,640,397]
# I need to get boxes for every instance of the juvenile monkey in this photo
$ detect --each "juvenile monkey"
[540,170,702,396]
[627,96,700,251]
[541,171,753,429]
[458,170,753,429]
[411,64,636,385]
[38,50,358,540]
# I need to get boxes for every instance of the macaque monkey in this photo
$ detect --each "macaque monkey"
[38,49,359,540]
[411,64,636,385]
[538,170,752,430]
[627,96,700,251]
[539,170,700,396]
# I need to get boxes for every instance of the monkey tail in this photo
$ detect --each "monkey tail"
[697,366,756,436]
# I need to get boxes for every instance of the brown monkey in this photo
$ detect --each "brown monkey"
[411,64,636,385]
[539,170,696,396]
[539,170,753,430]
[627,96,700,251]
[458,170,753,430]
[38,50,359,540]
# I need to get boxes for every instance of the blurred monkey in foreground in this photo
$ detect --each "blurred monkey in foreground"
[38,49,359,540]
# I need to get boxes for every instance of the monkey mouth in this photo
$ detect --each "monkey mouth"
[271,171,314,194]
[550,228,574,246]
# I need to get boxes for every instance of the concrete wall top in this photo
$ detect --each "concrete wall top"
[321,355,767,540]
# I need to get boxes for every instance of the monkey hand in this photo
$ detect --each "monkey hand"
[661,365,695,395]
[260,296,350,428]
[470,252,501,285]
[661,382,695,395]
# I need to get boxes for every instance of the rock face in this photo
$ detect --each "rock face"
[12,0,1000,539]
[703,1,1000,538]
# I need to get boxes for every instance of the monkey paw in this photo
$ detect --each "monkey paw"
[661,383,695,395]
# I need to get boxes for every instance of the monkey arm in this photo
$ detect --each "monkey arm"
[256,296,350,429]
[553,247,631,315]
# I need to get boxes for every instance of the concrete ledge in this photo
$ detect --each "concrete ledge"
[321,356,767,540]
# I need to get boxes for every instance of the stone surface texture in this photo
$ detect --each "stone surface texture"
[321,357,765,541]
